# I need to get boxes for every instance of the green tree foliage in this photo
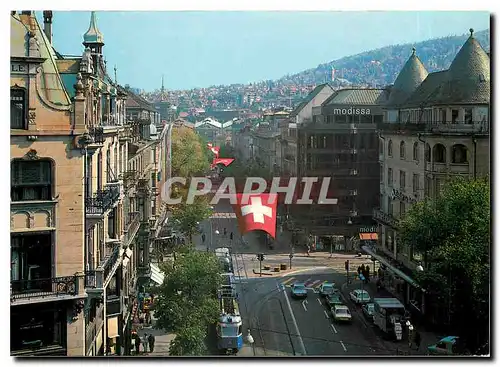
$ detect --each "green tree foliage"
[171,126,211,177]
[153,249,222,356]
[399,177,490,353]
[171,196,213,240]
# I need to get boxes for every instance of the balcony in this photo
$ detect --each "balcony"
[428,123,488,134]
[85,184,121,217]
[424,161,448,173]
[123,211,141,248]
[11,276,79,305]
[88,126,105,145]
[377,122,428,133]
[373,208,399,229]
[85,247,121,291]
[123,170,139,188]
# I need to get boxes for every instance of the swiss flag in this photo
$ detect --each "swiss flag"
[232,193,277,239]
[210,146,220,157]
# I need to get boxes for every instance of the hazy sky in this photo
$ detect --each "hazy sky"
[41,11,490,91]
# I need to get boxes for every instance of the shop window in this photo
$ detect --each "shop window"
[11,159,53,201]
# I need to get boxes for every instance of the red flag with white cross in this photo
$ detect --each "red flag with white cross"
[232,193,277,239]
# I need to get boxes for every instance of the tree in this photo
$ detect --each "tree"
[171,194,213,241]
[399,177,490,353]
[171,126,211,177]
[153,249,222,356]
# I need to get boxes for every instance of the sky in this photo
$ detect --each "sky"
[41,11,490,91]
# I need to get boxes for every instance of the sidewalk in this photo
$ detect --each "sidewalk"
[139,315,176,356]
[342,278,440,355]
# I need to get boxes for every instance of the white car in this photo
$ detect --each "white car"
[349,289,371,304]
[332,305,352,322]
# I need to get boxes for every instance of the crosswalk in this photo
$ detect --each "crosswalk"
[280,277,332,293]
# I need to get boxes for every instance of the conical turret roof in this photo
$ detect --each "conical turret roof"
[430,28,490,105]
[83,11,104,45]
[386,48,428,107]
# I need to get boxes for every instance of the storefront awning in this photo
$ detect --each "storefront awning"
[150,263,165,285]
[360,233,378,240]
[361,245,425,291]
[107,317,119,338]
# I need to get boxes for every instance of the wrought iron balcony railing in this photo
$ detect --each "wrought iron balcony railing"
[85,247,121,290]
[11,276,78,301]
[85,184,121,215]
[88,126,105,144]
[124,211,141,248]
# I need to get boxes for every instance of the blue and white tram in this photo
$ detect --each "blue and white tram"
[216,297,243,354]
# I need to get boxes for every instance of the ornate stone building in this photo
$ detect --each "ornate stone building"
[372,29,490,323]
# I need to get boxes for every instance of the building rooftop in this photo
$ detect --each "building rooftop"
[386,48,428,107]
[324,88,389,106]
[83,11,104,45]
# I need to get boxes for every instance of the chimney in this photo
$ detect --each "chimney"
[43,11,53,43]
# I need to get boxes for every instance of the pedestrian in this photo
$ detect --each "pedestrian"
[148,333,156,353]
[306,245,311,256]
[230,232,233,241]
[406,320,414,348]
[134,334,141,355]
[202,233,206,243]
[142,333,149,354]
[414,330,422,351]
[224,228,227,236]
[357,266,362,275]
[364,265,370,282]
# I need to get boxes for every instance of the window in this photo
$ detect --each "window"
[360,114,372,124]
[451,109,459,124]
[400,141,406,159]
[335,115,346,123]
[465,108,473,124]
[425,143,431,162]
[380,165,384,183]
[413,174,420,193]
[374,115,383,124]
[399,170,406,189]
[11,160,52,201]
[11,233,52,285]
[413,142,419,161]
[97,152,103,191]
[440,109,446,124]
[433,144,446,163]
[452,144,468,164]
[400,202,406,217]
[388,140,393,157]
[11,88,26,129]
[388,168,393,187]
[387,197,393,215]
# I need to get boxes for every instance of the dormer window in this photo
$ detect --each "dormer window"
[465,108,473,124]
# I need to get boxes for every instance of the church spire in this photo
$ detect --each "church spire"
[83,11,104,54]
[161,75,165,94]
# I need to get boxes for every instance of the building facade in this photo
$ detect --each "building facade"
[10,10,88,356]
[288,88,386,250]
[373,31,490,323]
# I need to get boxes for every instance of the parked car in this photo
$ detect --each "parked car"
[318,282,336,297]
[349,289,371,304]
[325,293,344,307]
[291,282,308,298]
[427,336,462,355]
[362,303,375,321]
[331,305,352,322]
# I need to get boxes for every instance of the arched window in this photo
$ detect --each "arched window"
[413,142,419,161]
[11,87,26,129]
[425,143,431,162]
[433,144,446,163]
[11,159,53,201]
[452,144,468,164]
[388,140,393,157]
[400,141,406,159]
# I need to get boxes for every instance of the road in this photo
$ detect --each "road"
[197,199,399,356]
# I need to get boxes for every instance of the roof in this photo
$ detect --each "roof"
[83,11,104,45]
[290,83,333,116]
[403,29,490,107]
[324,88,389,106]
[401,71,448,108]
[373,298,405,308]
[11,13,71,107]
[386,48,428,107]
[126,88,156,112]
